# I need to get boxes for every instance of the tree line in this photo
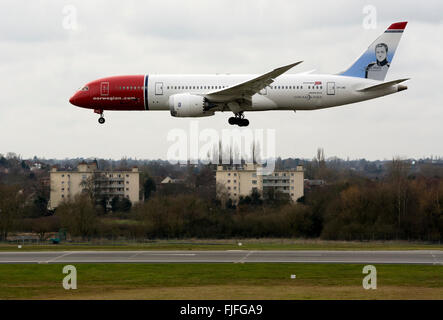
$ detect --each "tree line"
[0,158,442,242]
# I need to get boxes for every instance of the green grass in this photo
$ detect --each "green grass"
[0,263,441,299]
[1,239,442,251]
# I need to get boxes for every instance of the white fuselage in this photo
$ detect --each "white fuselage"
[145,74,399,112]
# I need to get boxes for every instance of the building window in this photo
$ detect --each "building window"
[252,180,257,184]
[126,188,129,191]
[227,180,231,183]
[126,181,129,184]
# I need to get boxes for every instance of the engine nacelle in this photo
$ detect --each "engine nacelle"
[169,93,214,117]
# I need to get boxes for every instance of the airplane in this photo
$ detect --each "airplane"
[69,21,409,127]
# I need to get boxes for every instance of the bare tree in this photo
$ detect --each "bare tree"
[387,157,410,229]
[0,185,24,241]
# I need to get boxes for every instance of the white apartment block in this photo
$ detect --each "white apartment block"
[49,162,139,209]
[216,164,304,203]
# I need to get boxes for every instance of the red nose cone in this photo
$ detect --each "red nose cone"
[69,91,87,107]
[69,94,77,105]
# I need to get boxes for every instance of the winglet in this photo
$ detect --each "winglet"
[272,61,303,75]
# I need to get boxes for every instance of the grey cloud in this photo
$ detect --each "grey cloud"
[0,0,442,160]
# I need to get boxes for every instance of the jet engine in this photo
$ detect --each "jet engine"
[169,93,214,117]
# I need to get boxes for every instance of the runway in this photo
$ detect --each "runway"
[0,250,442,264]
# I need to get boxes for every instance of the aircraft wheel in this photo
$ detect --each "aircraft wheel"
[238,119,249,127]
[98,117,105,124]
[228,117,237,125]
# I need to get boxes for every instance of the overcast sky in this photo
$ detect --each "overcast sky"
[0,0,442,161]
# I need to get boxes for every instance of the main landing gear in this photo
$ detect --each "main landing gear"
[228,112,249,127]
[95,109,105,124]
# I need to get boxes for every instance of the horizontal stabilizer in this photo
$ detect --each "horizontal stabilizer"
[357,78,410,92]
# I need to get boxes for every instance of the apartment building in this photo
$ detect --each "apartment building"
[49,161,139,209]
[216,163,304,203]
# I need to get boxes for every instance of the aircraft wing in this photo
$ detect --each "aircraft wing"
[203,61,303,103]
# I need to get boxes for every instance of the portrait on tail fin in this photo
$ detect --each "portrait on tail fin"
[365,43,390,80]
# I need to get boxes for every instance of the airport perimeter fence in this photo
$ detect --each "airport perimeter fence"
[1,234,442,247]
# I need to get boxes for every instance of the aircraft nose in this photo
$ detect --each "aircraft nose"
[69,93,78,106]
[69,91,87,107]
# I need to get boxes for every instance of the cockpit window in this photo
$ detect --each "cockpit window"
[81,86,89,91]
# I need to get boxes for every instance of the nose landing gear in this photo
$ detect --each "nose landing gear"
[228,112,249,127]
[94,109,105,124]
